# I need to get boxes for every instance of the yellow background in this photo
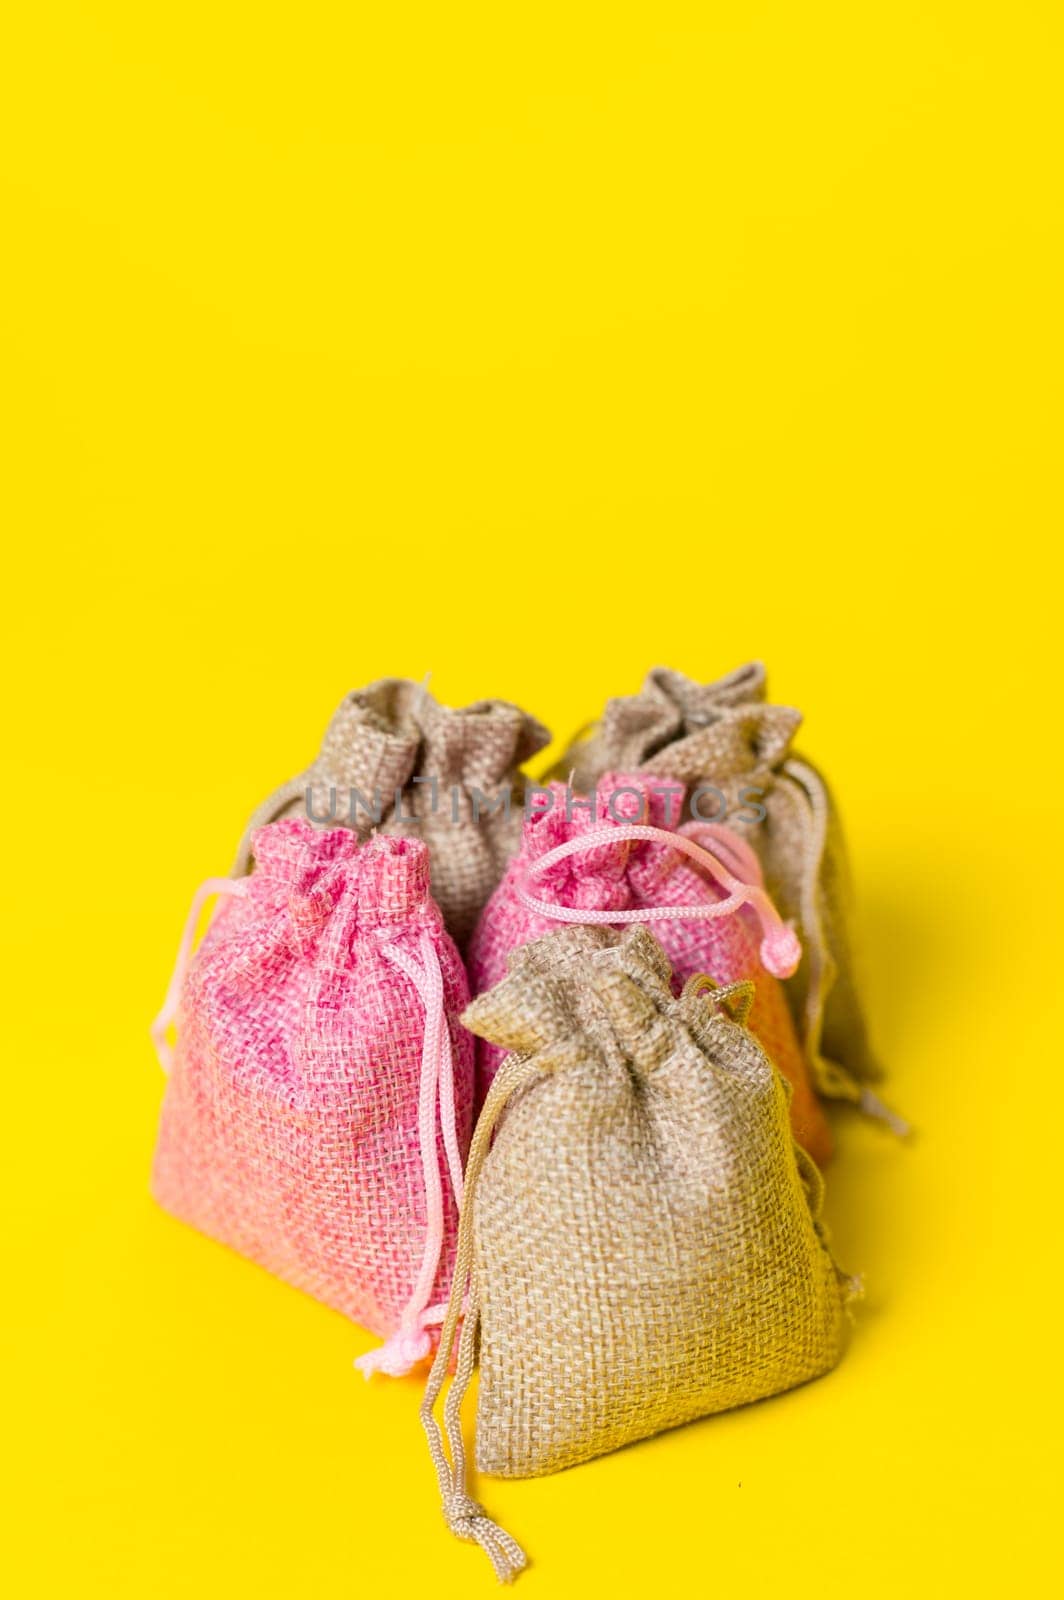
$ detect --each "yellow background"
[2,5,1061,1595]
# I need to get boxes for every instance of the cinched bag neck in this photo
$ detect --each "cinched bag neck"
[247,814,358,885]
[152,824,439,1060]
[315,681,425,797]
[639,701,804,784]
[233,682,421,873]
[516,819,801,979]
[233,681,550,874]
[588,662,771,774]
[465,924,756,1072]
[645,661,768,717]
[563,666,796,787]
[292,834,436,970]
[412,693,550,790]
[512,919,675,990]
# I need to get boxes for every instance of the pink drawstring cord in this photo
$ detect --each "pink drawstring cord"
[356,930,465,1378]
[679,818,764,886]
[517,822,801,979]
[151,877,250,1073]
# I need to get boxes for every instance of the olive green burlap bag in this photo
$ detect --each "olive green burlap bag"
[556,664,887,1109]
[420,926,853,1580]
[233,679,550,947]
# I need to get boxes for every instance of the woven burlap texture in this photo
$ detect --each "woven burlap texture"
[420,926,849,1579]
[233,680,551,947]
[555,663,878,1098]
[153,818,474,1339]
[467,768,831,1164]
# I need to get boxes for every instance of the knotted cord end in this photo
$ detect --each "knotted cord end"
[759,922,802,979]
[355,1324,434,1379]
[858,1086,912,1140]
[442,1490,527,1583]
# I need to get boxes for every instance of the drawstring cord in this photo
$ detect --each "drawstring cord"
[151,877,250,1073]
[679,817,764,884]
[782,759,910,1137]
[420,1054,541,1583]
[516,820,801,979]
[356,929,466,1378]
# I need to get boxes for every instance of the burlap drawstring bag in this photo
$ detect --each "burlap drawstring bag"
[233,680,551,947]
[556,663,894,1117]
[420,926,852,1580]
[151,818,474,1376]
[468,769,832,1164]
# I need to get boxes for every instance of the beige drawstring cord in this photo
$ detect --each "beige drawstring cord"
[419,1054,543,1583]
[781,759,909,1135]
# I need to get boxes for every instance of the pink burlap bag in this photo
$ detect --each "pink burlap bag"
[467,772,832,1164]
[556,664,884,1109]
[151,817,474,1376]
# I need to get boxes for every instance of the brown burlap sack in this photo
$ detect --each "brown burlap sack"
[556,664,881,1104]
[233,680,550,947]
[420,926,852,1580]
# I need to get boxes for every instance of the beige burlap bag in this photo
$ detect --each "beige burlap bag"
[420,926,852,1580]
[556,664,885,1107]
[233,680,550,946]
